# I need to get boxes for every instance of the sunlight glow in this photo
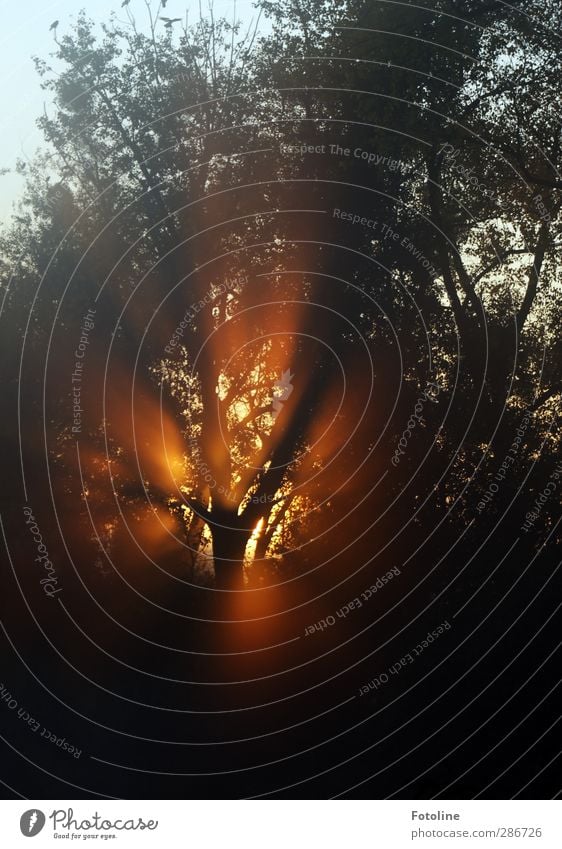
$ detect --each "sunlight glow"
[245,517,265,563]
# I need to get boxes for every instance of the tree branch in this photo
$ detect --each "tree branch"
[531,384,562,412]
[473,247,530,286]
[426,150,472,337]
[517,221,550,333]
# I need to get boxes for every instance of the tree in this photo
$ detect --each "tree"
[1,0,560,596]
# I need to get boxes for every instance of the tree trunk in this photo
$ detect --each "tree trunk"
[210,513,251,589]
[185,511,206,578]
[254,528,270,564]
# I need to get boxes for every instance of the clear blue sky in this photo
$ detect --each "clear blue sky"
[0,0,260,222]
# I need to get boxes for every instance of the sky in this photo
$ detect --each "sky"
[0,0,261,222]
